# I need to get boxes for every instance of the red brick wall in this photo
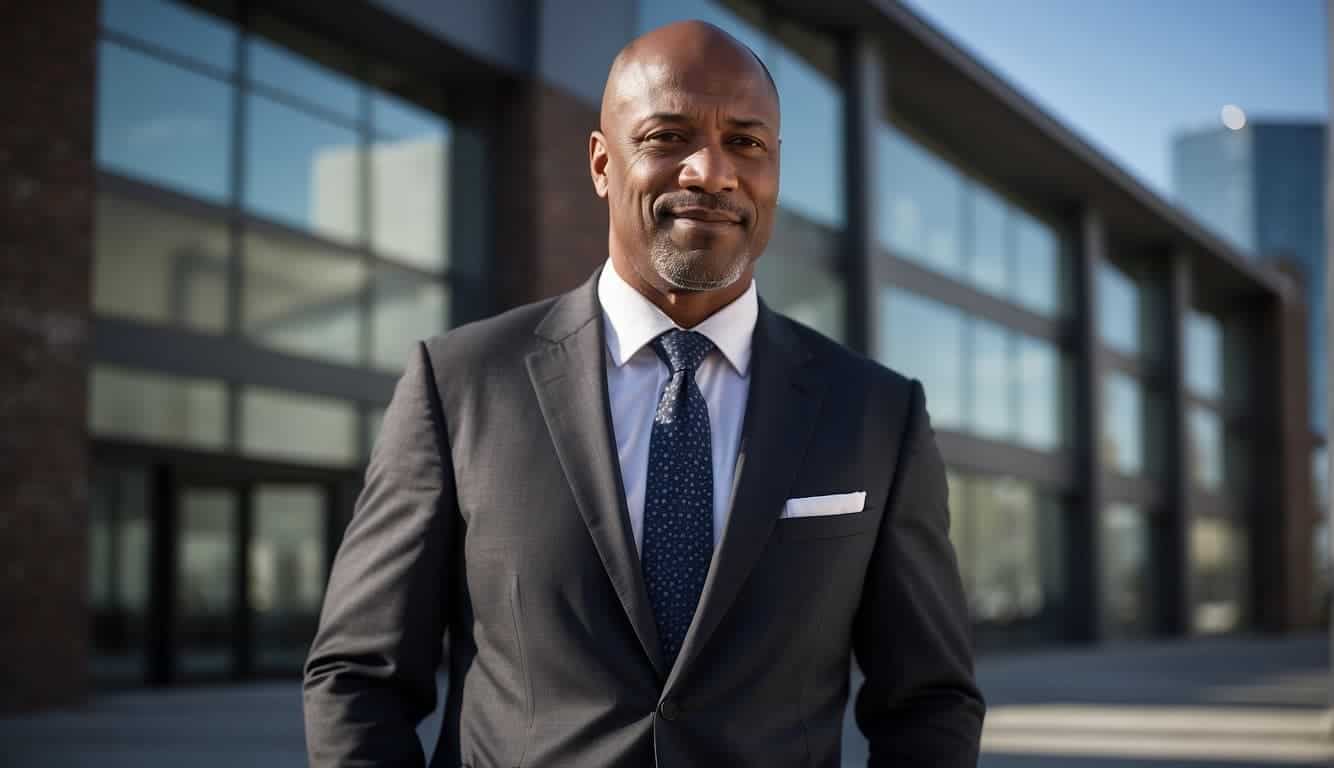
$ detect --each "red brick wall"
[0,1,99,713]
[492,79,609,308]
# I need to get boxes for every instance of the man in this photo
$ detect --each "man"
[304,20,983,767]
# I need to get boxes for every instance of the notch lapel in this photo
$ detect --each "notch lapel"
[665,302,824,689]
[526,274,667,679]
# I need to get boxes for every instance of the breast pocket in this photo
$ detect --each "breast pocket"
[773,505,879,541]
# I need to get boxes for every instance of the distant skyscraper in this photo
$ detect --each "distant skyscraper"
[1173,121,1327,438]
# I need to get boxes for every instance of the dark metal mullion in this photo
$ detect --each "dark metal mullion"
[840,33,882,359]
[359,84,375,378]
[227,5,249,454]
[99,29,237,85]
[234,482,254,679]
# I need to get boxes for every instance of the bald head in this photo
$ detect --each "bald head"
[600,20,780,132]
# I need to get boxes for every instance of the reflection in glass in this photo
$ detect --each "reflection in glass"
[371,94,451,271]
[242,230,365,365]
[1187,310,1223,400]
[246,35,360,120]
[244,94,362,242]
[251,484,327,670]
[176,486,238,679]
[89,465,151,686]
[969,320,1011,439]
[1016,335,1062,451]
[89,365,228,449]
[1191,517,1246,633]
[1098,261,1140,357]
[970,477,1042,623]
[1102,502,1154,638]
[97,42,234,202]
[772,40,844,230]
[946,471,972,596]
[241,387,358,466]
[101,0,237,73]
[969,185,1009,297]
[93,194,229,332]
[372,266,448,372]
[1102,371,1144,476]
[1189,406,1224,492]
[757,205,845,343]
[1012,211,1061,316]
[879,289,964,429]
[880,127,965,277]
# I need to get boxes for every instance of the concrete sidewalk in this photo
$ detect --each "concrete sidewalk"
[2,633,1327,767]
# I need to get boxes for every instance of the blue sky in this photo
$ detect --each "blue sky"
[900,0,1328,197]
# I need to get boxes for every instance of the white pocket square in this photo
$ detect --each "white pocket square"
[781,491,867,519]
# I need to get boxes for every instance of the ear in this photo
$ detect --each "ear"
[589,130,610,199]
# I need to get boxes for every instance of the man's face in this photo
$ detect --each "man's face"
[592,48,780,292]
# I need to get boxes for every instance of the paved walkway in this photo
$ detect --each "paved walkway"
[2,633,1327,767]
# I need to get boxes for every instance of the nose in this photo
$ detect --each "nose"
[678,142,738,194]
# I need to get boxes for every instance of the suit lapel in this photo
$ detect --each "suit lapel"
[666,302,824,690]
[526,272,668,678]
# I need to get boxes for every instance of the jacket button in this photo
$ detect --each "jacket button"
[658,698,680,721]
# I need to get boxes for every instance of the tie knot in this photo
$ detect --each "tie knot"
[651,329,715,374]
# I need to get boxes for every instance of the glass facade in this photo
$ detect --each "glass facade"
[86,0,474,687]
[880,127,1064,316]
[879,288,1066,450]
[1102,502,1155,639]
[949,472,1066,645]
[1190,517,1248,634]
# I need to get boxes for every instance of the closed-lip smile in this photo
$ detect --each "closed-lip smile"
[670,206,741,223]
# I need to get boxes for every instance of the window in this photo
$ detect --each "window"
[94,2,460,373]
[1102,502,1155,638]
[968,319,1012,439]
[1190,517,1247,634]
[243,94,362,242]
[1189,406,1224,493]
[89,365,228,449]
[240,387,358,466]
[968,185,1008,296]
[241,230,365,366]
[949,473,1066,641]
[879,289,965,429]
[1103,371,1144,476]
[1016,335,1063,451]
[89,464,152,686]
[1012,210,1061,316]
[101,0,237,73]
[1186,310,1223,400]
[1098,261,1140,357]
[93,194,229,332]
[96,42,235,202]
[880,128,965,278]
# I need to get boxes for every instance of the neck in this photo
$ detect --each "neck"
[609,252,753,329]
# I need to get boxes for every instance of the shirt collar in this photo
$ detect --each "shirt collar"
[597,260,757,376]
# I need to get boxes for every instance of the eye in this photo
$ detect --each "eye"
[728,135,765,150]
[646,131,687,143]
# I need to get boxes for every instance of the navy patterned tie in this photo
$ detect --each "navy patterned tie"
[641,329,715,668]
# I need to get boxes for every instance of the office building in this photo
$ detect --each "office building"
[2,0,1317,712]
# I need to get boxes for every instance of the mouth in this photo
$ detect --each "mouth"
[667,206,743,225]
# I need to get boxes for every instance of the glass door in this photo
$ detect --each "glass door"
[249,482,329,675]
[173,483,241,681]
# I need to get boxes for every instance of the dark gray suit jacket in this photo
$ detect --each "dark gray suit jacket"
[303,269,984,767]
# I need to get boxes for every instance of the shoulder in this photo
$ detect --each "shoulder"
[772,311,919,406]
[419,295,562,381]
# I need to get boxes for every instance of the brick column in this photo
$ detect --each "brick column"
[0,1,99,713]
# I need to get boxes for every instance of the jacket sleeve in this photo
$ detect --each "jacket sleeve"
[304,341,457,767]
[852,379,986,766]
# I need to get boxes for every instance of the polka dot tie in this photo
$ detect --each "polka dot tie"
[641,329,715,668]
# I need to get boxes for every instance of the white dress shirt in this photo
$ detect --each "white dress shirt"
[598,261,757,553]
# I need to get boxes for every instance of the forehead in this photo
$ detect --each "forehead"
[611,54,778,126]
